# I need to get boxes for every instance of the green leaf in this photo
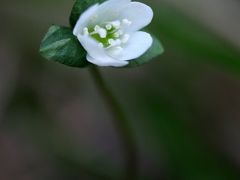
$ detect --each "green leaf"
[40,25,88,67]
[150,2,240,73]
[69,0,105,28]
[127,36,164,68]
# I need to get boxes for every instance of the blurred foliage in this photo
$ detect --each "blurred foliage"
[149,2,240,74]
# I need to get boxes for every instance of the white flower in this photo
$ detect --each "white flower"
[73,0,153,67]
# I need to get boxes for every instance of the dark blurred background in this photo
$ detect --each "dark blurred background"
[1,0,240,179]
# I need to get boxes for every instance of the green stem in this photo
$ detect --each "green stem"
[88,66,138,180]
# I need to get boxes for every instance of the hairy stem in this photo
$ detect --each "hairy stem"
[88,66,138,180]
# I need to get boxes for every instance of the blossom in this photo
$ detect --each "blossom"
[73,0,153,67]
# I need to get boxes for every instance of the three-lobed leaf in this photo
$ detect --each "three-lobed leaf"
[40,25,89,67]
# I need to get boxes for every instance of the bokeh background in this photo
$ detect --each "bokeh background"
[1,0,240,179]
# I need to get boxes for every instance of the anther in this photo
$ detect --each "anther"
[106,24,112,30]
[98,28,107,38]
[83,27,89,35]
[94,25,101,31]
[113,32,120,38]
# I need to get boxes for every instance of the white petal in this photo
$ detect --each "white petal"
[119,2,153,32]
[87,54,128,67]
[92,0,131,23]
[108,31,153,61]
[73,4,100,36]
[98,0,130,10]
[73,0,132,35]
[78,35,128,67]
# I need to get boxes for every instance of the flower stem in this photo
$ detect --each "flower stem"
[88,66,138,180]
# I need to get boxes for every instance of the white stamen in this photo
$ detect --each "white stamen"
[94,25,101,31]
[122,19,132,26]
[113,32,120,38]
[90,32,97,36]
[111,20,121,29]
[98,28,107,38]
[106,24,112,30]
[83,27,89,36]
[121,34,130,43]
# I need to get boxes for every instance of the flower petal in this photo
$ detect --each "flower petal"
[98,0,130,11]
[108,31,153,61]
[73,0,132,35]
[78,35,128,67]
[119,2,153,32]
[73,4,100,36]
[91,0,131,23]
[87,54,128,67]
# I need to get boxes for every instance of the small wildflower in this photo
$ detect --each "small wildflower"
[73,0,153,67]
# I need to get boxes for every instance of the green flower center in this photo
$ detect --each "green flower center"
[83,19,132,49]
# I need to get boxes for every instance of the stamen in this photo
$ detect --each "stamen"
[106,24,112,30]
[122,19,132,26]
[90,31,97,35]
[98,28,107,38]
[88,19,131,49]
[91,25,107,38]
[83,27,89,36]
[94,25,101,31]
[113,32,120,38]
